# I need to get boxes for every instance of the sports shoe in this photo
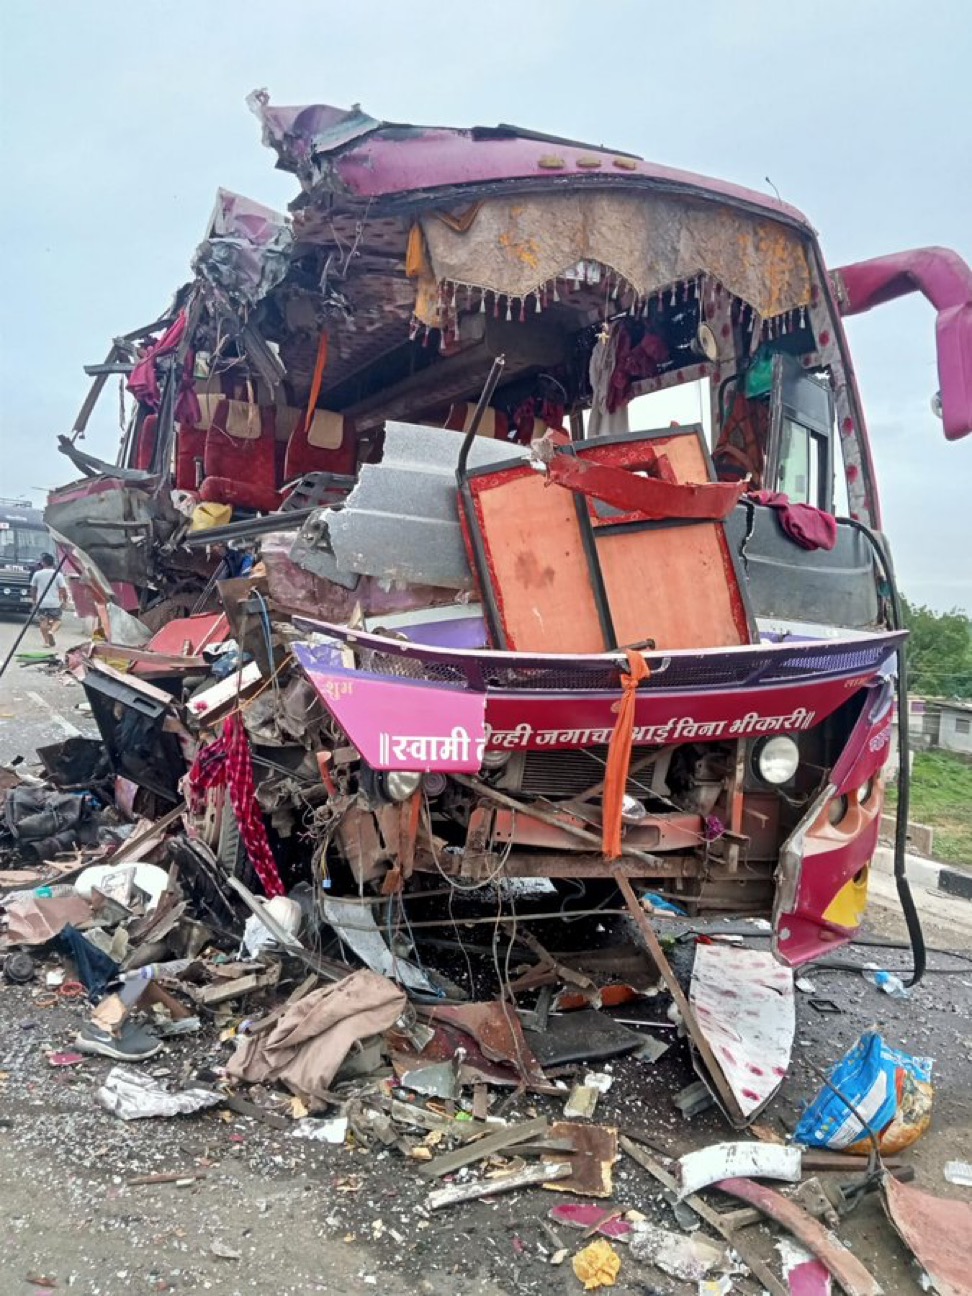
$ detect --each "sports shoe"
[75,1019,163,1061]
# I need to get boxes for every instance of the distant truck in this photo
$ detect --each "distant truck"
[0,500,51,614]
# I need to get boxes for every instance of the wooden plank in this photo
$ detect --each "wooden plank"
[802,1150,904,1173]
[511,929,595,989]
[455,776,661,870]
[107,803,186,865]
[220,1093,291,1130]
[613,870,743,1122]
[717,1176,882,1296]
[418,1115,549,1180]
[194,966,280,1006]
[619,1136,787,1296]
[542,1122,618,1199]
[126,1170,209,1187]
[427,1161,571,1211]
[597,524,749,650]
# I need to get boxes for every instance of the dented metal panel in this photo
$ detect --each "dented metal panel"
[327,422,528,589]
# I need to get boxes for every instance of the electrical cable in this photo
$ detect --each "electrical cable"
[424,791,513,891]
[840,516,926,987]
[447,877,477,998]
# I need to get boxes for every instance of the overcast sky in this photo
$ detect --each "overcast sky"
[1,1,968,611]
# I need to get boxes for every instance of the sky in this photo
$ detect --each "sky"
[0,1,969,611]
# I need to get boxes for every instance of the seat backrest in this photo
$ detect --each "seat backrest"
[175,425,207,490]
[443,403,509,439]
[203,399,277,482]
[281,406,356,480]
[131,414,158,472]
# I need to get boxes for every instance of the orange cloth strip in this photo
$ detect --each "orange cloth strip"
[304,332,329,432]
[602,649,651,858]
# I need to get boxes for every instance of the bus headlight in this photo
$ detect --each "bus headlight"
[828,794,849,826]
[754,736,799,786]
[382,771,422,802]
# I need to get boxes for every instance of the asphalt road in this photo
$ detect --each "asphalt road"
[0,609,97,766]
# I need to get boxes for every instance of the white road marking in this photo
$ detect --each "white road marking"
[26,690,83,738]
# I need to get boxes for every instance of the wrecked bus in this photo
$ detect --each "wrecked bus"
[47,99,972,971]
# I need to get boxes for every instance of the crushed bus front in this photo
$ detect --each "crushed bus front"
[44,98,972,973]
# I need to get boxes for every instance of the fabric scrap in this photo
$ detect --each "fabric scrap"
[127,311,201,427]
[748,491,838,552]
[54,924,119,1001]
[188,712,285,898]
[226,970,405,1102]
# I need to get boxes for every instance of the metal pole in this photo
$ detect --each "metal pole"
[0,550,71,683]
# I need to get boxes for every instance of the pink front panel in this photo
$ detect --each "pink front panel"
[313,674,487,771]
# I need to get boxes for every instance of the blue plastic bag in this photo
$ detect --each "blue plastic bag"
[794,1030,933,1151]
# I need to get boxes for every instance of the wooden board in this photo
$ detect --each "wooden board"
[596,523,750,649]
[467,467,606,652]
[460,427,753,653]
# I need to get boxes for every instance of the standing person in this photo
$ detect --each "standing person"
[30,553,69,647]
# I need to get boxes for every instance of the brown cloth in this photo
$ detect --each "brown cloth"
[226,970,405,1101]
[2,894,92,947]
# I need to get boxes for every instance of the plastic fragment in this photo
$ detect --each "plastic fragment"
[548,1203,632,1239]
[862,967,910,999]
[629,1222,727,1282]
[292,1116,349,1144]
[572,1239,621,1290]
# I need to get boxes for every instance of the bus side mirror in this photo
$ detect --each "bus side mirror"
[832,248,972,442]
[934,303,972,441]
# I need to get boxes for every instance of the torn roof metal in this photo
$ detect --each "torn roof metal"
[247,90,814,232]
[192,188,292,309]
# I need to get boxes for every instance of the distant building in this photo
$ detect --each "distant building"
[927,700,972,756]
[908,696,937,749]
[887,695,930,778]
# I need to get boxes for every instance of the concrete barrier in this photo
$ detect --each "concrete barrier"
[872,845,972,902]
[879,815,935,855]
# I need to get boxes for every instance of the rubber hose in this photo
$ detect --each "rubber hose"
[841,517,927,987]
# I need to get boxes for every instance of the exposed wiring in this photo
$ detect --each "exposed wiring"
[447,876,477,997]
[251,590,280,709]
[490,876,531,1082]
[424,792,514,891]
[840,516,926,988]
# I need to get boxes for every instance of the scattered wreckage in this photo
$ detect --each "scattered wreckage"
[0,787,965,1293]
[2,93,972,1293]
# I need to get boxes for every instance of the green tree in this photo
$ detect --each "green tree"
[901,598,972,699]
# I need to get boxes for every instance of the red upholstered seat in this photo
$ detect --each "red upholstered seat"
[175,425,207,490]
[198,399,282,513]
[132,415,158,471]
[282,408,357,480]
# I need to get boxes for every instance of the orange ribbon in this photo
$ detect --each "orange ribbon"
[602,649,651,858]
[303,331,329,433]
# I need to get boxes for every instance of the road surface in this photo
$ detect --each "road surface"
[0,610,96,766]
